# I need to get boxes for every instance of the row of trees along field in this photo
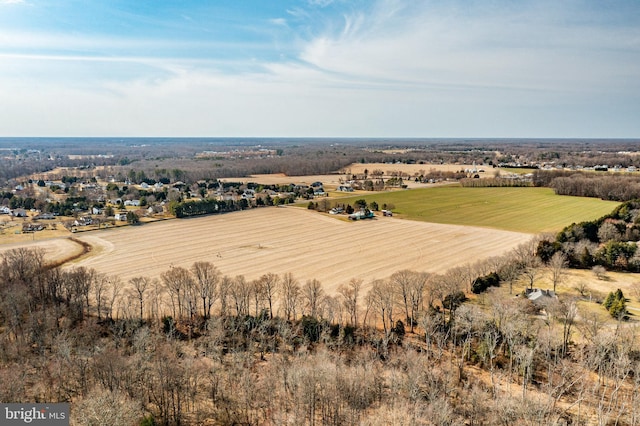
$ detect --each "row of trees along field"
[4,230,640,425]
[533,170,640,201]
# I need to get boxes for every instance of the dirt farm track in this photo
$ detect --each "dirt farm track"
[0,207,532,294]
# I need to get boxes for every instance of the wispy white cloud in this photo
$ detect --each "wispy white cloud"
[291,0,640,98]
[269,18,287,27]
[0,0,25,4]
[308,0,335,7]
[0,0,638,137]
[0,29,273,60]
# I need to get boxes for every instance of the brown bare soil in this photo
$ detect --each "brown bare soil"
[53,207,532,293]
[0,236,85,265]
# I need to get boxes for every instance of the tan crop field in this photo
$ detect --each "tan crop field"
[0,237,84,264]
[221,163,489,189]
[2,207,532,295]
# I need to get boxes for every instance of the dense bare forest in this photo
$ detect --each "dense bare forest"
[2,224,640,425]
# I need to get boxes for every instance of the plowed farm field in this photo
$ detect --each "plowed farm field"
[56,207,532,294]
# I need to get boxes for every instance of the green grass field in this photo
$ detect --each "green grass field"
[330,186,620,234]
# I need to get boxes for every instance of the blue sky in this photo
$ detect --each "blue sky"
[0,0,639,137]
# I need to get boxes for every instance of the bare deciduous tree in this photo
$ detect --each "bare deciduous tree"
[390,270,414,326]
[321,295,341,324]
[548,252,568,292]
[338,278,361,327]
[218,275,232,317]
[91,273,109,320]
[66,266,95,309]
[280,272,300,321]
[259,273,279,319]
[598,221,621,242]
[367,279,395,335]
[1,247,45,287]
[106,277,122,321]
[499,257,522,295]
[230,275,251,317]
[251,278,266,317]
[523,257,542,290]
[302,278,324,318]
[512,239,538,267]
[161,266,193,319]
[574,280,590,298]
[549,298,577,357]
[73,388,141,426]
[191,261,220,319]
[592,265,607,280]
[407,272,429,333]
[129,276,150,320]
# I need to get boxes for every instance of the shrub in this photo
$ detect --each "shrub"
[604,289,627,319]
[592,265,607,280]
[471,272,501,294]
[301,316,324,343]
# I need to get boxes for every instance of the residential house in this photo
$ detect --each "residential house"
[336,185,354,192]
[34,213,55,220]
[242,189,256,200]
[525,288,557,306]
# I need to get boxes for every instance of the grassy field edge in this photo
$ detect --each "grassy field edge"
[326,186,621,234]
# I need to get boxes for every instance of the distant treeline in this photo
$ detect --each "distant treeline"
[460,177,532,187]
[533,170,640,201]
[168,199,246,218]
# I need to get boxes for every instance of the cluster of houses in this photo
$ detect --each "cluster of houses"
[2,181,303,232]
[499,161,640,174]
[1,175,340,235]
[0,206,27,217]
